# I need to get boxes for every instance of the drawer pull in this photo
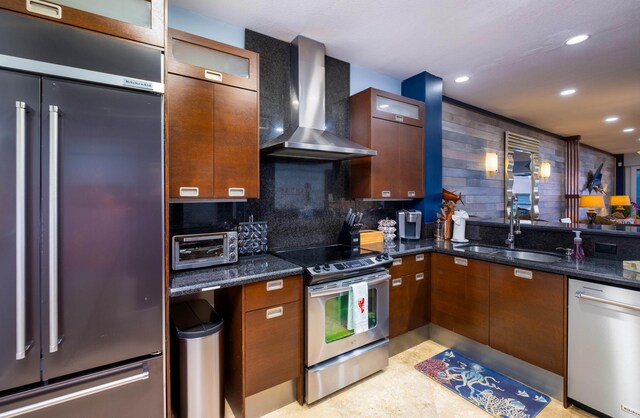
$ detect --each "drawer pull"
[395,115,404,122]
[266,279,283,292]
[266,306,283,319]
[514,269,533,280]
[204,70,223,81]
[408,191,415,197]
[392,259,402,266]
[27,0,62,19]
[382,191,391,198]
[179,187,199,197]
[392,278,402,287]
[415,254,424,262]
[454,257,468,266]
[415,272,424,281]
[228,187,245,197]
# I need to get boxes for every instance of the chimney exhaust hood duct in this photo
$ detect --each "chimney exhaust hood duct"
[260,36,377,160]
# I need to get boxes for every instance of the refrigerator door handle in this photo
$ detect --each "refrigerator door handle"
[15,101,28,360]
[0,370,149,418]
[49,105,60,353]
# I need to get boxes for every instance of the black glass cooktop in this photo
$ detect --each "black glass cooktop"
[273,244,378,267]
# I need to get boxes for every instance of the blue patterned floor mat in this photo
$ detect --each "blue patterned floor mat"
[415,349,551,418]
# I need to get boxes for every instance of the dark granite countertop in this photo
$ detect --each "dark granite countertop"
[362,239,640,290]
[170,254,303,297]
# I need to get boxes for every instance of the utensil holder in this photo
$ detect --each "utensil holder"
[237,220,268,256]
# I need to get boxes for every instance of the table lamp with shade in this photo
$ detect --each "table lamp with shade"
[609,195,631,214]
[579,195,605,224]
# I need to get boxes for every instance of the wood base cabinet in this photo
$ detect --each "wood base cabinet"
[350,88,425,199]
[389,253,430,338]
[167,29,259,200]
[214,276,303,418]
[431,254,490,345]
[489,264,565,375]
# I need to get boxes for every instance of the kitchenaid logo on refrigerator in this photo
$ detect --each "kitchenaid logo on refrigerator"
[122,78,154,90]
[622,404,640,417]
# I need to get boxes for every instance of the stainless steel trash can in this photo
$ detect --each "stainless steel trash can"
[171,299,224,418]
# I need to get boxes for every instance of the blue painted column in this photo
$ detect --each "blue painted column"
[402,72,443,222]
[614,154,624,195]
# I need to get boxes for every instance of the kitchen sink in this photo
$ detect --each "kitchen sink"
[495,250,562,263]
[455,244,562,263]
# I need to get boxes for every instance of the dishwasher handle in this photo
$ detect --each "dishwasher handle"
[576,290,640,313]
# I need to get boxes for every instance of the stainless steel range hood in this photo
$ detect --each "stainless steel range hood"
[260,36,376,160]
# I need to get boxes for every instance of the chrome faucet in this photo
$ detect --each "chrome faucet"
[505,195,520,249]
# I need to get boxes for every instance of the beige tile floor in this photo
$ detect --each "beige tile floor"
[253,340,595,418]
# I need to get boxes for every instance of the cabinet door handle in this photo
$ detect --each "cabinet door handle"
[228,187,245,197]
[415,273,424,281]
[49,105,60,353]
[204,70,223,82]
[15,102,27,360]
[407,191,415,197]
[266,306,283,319]
[381,191,391,198]
[26,0,62,19]
[454,257,468,266]
[392,278,402,287]
[179,187,199,197]
[394,115,404,122]
[392,258,402,266]
[415,254,424,262]
[266,279,283,291]
[514,269,533,279]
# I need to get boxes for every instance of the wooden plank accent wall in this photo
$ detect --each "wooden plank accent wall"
[442,103,564,221]
[564,136,580,222]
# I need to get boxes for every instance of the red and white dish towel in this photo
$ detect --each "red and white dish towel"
[347,281,368,334]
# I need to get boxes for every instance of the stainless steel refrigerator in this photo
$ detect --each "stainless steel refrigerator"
[0,10,164,417]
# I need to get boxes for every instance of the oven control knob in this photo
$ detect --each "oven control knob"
[313,265,322,273]
[229,236,236,243]
[323,264,331,271]
[375,255,383,261]
[383,253,391,260]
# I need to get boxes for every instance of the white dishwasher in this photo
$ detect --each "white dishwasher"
[568,278,640,418]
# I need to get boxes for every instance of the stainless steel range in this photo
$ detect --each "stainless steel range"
[273,244,393,403]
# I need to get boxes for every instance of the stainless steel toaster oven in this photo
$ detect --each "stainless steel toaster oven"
[171,231,238,270]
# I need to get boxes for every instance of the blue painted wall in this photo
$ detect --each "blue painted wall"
[402,72,443,222]
[349,64,401,96]
[167,5,245,48]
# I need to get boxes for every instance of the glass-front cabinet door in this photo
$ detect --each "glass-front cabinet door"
[324,288,378,343]
[0,0,164,47]
[371,89,424,127]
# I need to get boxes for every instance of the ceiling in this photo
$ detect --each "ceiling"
[172,0,640,155]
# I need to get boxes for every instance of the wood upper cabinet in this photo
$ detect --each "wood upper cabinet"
[489,264,565,375]
[350,88,425,199]
[431,253,490,345]
[167,29,259,200]
[388,253,430,338]
[214,276,303,418]
[0,0,164,47]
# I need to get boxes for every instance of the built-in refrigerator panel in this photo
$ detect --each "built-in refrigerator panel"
[39,78,164,381]
[0,69,41,393]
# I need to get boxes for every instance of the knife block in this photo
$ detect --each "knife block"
[338,222,361,251]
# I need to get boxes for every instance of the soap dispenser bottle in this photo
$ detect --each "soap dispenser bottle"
[572,230,585,261]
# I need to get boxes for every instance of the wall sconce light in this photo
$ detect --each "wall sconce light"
[485,152,498,173]
[540,162,551,179]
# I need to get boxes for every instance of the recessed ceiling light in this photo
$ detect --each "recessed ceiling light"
[565,34,590,45]
[560,89,576,96]
[604,116,619,123]
[623,128,635,133]
[455,76,470,83]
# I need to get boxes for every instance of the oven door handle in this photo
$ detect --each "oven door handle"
[308,275,390,298]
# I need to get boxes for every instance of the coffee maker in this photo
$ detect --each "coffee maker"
[397,209,422,240]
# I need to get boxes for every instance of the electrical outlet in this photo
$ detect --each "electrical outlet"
[595,242,617,255]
